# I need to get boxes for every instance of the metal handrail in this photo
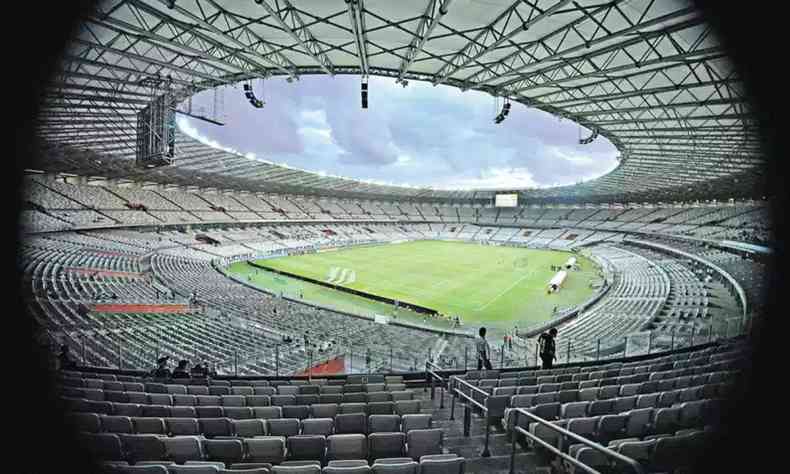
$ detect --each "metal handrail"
[509,408,645,474]
[425,360,447,409]
[449,374,493,457]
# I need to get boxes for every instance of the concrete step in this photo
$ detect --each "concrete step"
[461,452,542,474]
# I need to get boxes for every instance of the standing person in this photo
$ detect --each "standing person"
[58,344,77,370]
[150,356,171,378]
[538,328,558,369]
[476,327,493,370]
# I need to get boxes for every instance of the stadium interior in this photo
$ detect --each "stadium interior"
[17,1,774,473]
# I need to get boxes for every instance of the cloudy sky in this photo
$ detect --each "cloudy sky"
[178,75,619,190]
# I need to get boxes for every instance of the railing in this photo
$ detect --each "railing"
[509,408,644,474]
[494,318,745,370]
[449,375,493,457]
[425,360,447,409]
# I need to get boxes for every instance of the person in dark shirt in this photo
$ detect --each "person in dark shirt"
[58,344,77,370]
[172,359,190,379]
[190,362,205,378]
[538,328,558,369]
[150,356,171,378]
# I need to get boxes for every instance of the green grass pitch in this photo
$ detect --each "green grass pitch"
[225,240,599,332]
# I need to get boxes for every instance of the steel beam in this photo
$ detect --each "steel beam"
[255,0,334,75]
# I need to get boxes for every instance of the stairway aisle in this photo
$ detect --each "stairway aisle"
[417,384,546,473]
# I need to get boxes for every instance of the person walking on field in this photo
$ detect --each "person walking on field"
[538,328,558,369]
[476,327,493,370]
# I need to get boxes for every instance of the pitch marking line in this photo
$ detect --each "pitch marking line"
[475,269,536,311]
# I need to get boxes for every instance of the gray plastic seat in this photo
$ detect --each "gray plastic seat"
[197,407,224,419]
[335,413,367,434]
[369,415,401,434]
[298,385,320,395]
[657,390,679,408]
[162,436,204,464]
[246,396,271,407]
[80,432,124,461]
[616,439,655,464]
[366,392,391,403]
[625,408,654,438]
[369,432,406,460]
[394,401,421,416]
[636,394,658,409]
[340,403,368,415]
[613,396,637,414]
[142,405,171,418]
[311,404,339,419]
[169,464,221,474]
[68,412,102,433]
[283,405,311,420]
[389,392,413,401]
[517,386,538,395]
[653,407,681,434]
[223,407,253,420]
[253,407,282,420]
[117,466,169,474]
[287,434,327,462]
[267,418,301,437]
[199,418,234,438]
[174,395,198,407]
[327,434,367,461]
[368,402,395,415]
[166,418,200,436]
[102,416,134,434]
[188,386,210,396]
[271,465,320,474]
[370,460,418,474]
[295,395,320,406]
[587,400,613,417]
[246,437,286,464]
[114,403,143,417]
[148,394,173,406]
[210,387,232,396]
[272,395,297,407]
[564,417,599,452]
[198,396,222,407]
[301,418,334,436]
[561,401,589,419]
[418,454,464,474]
[344,384,364,393]
[233,419,267,438]
[596,414,628,444]
[128,392,149,404]
[406,429,442,461]
[278,386,300,396]
[133,417,167,435]
[222,395,246,407]
[343,393,368,404]
[323,464,370,474]
[320,395,344,405]
[120,434,166,463]
[401,414,431,433]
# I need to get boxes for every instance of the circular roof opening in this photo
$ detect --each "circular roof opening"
[179,75,619,191]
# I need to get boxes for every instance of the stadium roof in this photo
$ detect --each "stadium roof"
[34,0,763,203]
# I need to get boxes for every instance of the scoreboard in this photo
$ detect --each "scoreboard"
[495,193,518,207]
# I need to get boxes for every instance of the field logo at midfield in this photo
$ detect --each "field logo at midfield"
[327,267,357,285]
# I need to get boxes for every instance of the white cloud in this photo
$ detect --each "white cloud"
[434,167,541,190]
[183,76,620,190]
